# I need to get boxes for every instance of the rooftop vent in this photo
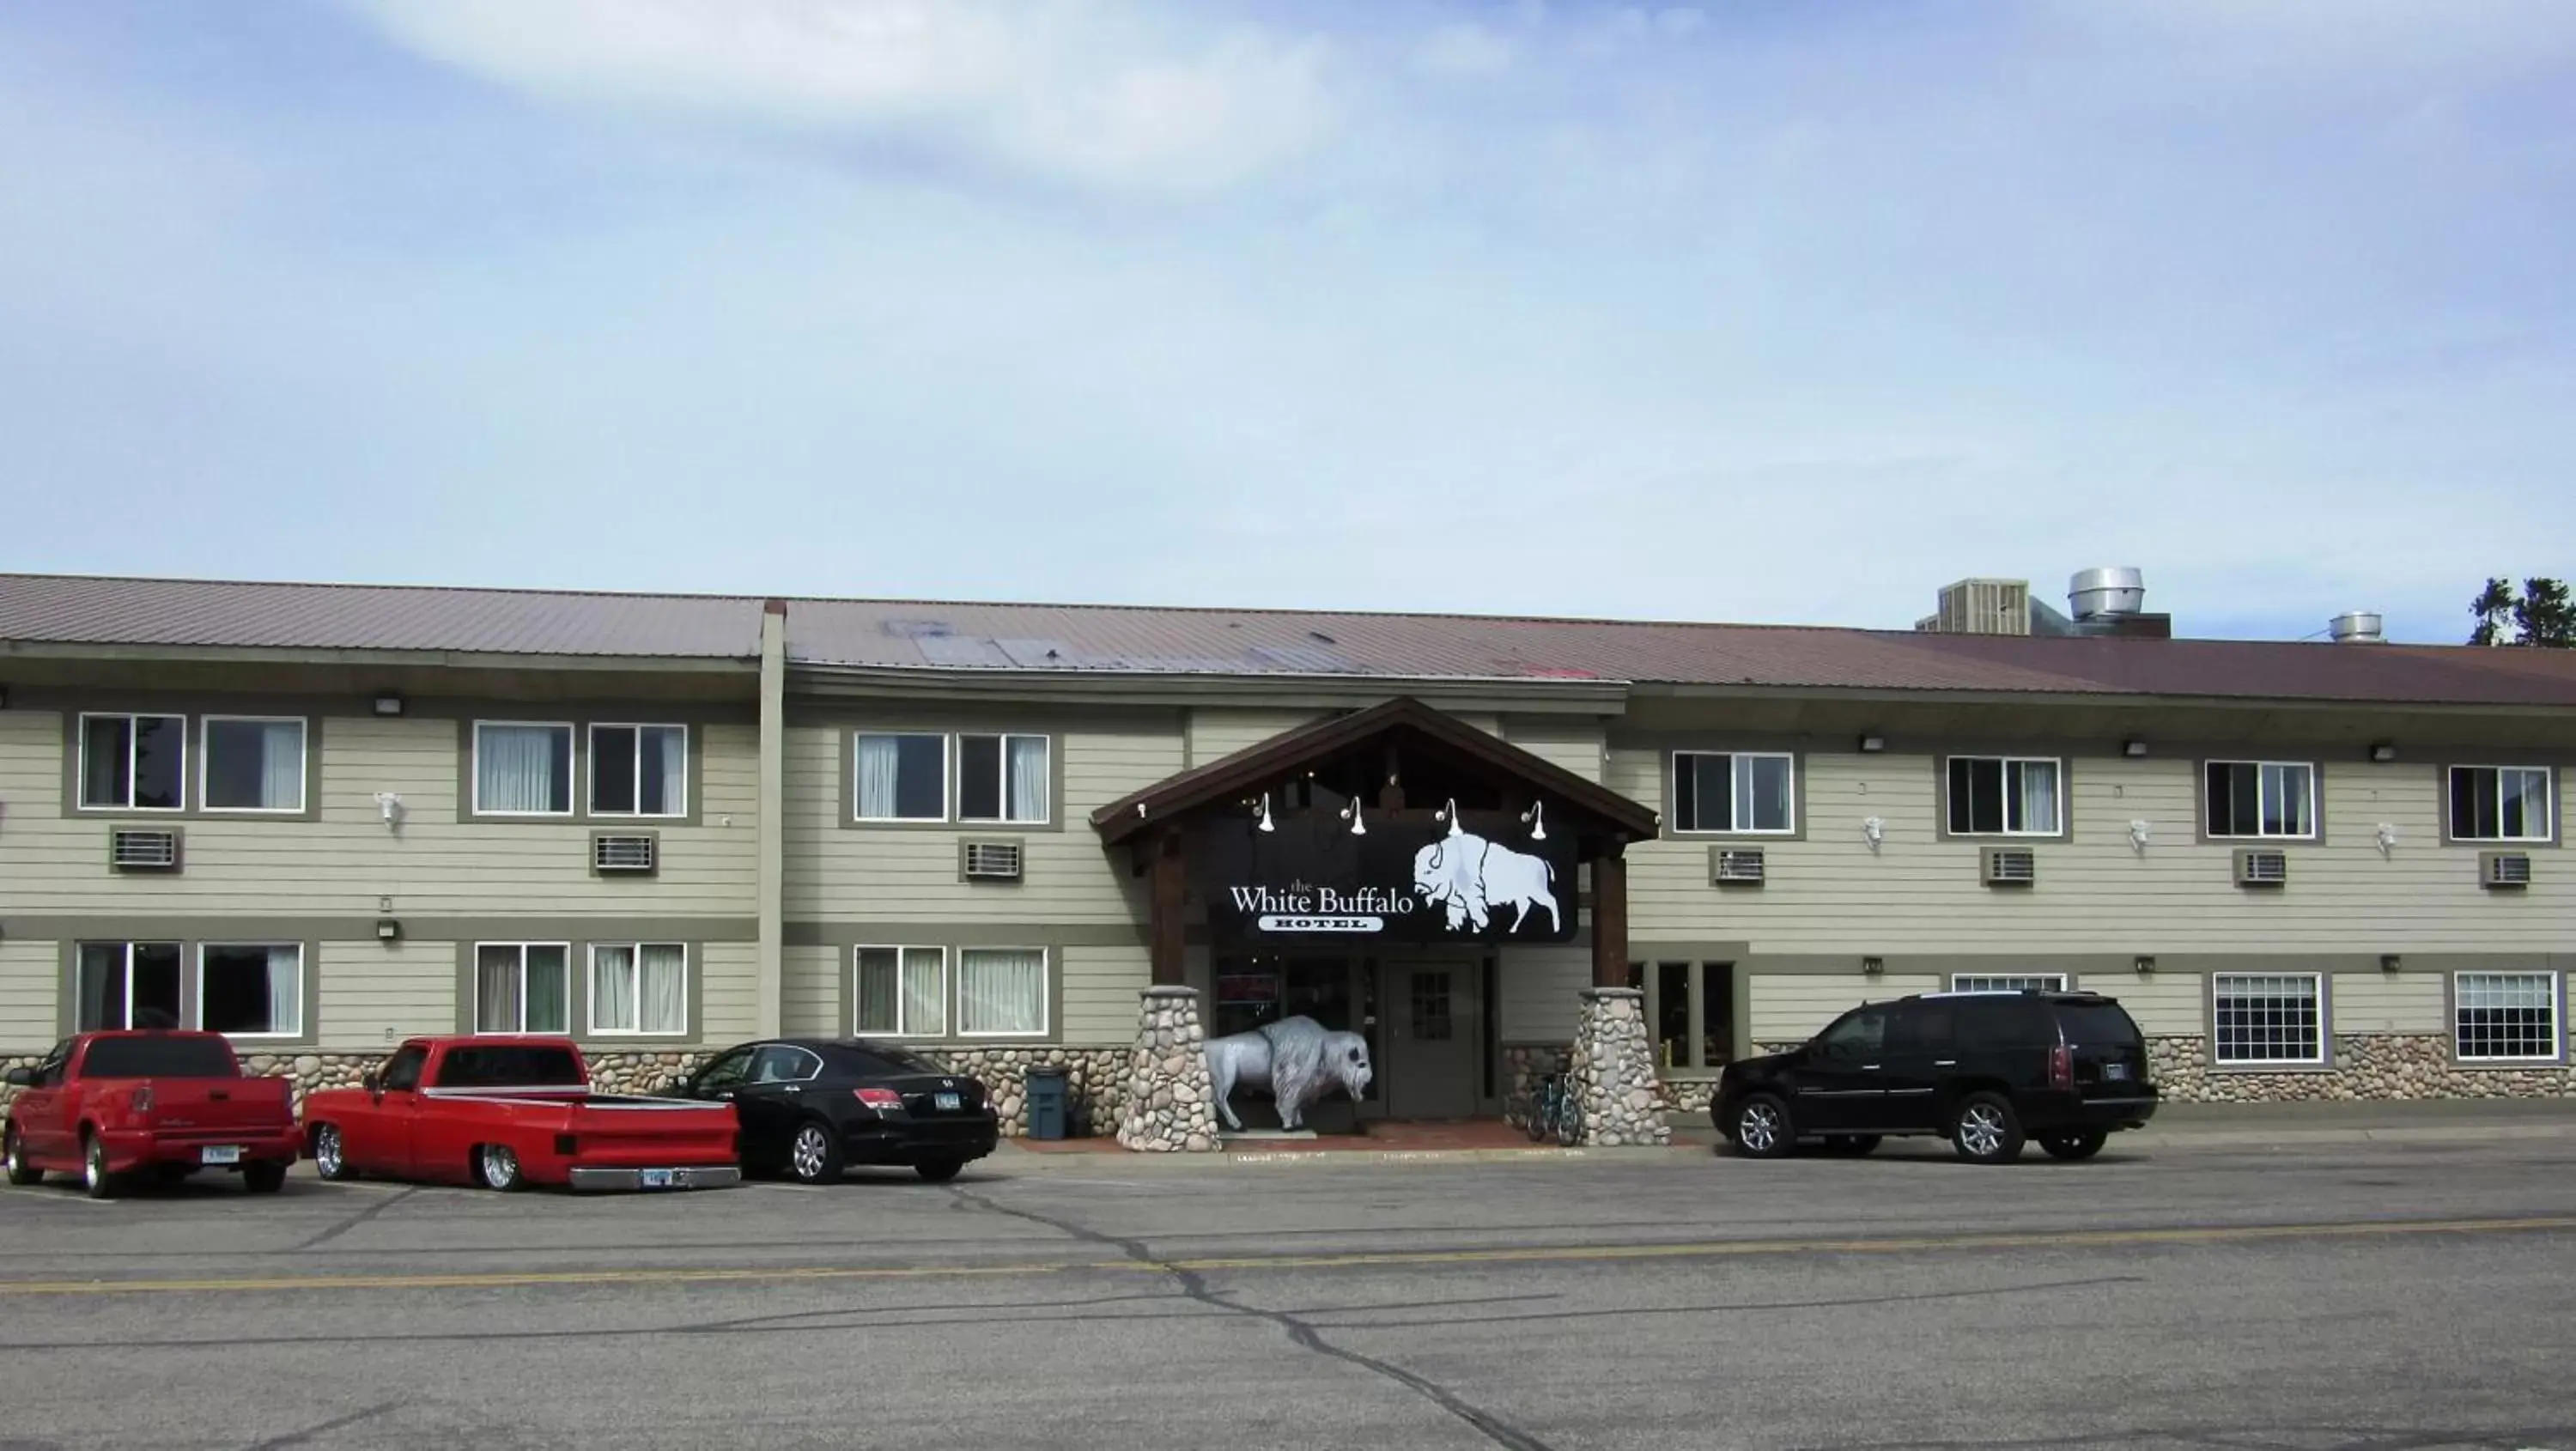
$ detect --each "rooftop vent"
[2330,611,2385,645]
[2069,567,2147,621]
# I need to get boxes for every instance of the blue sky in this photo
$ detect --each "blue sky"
[3,2,2571,643]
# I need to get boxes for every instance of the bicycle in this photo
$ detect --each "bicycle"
[1518,1072,1583,1147]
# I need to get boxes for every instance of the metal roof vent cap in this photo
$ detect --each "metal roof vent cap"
[2330,610,2385,644]
[2069,567,2146,620]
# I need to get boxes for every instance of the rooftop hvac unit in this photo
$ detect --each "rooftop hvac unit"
[1710,848,1766,885]
[1930,579,2032,636]
[110,828,181,871]
[2233,848,2289,887]
[1980,847,2037,887]
[2481,852,2533,889]
[962,839,1025,882]
[592,834,659,873]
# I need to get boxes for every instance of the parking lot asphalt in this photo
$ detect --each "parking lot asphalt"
[4,1133,2576,1451]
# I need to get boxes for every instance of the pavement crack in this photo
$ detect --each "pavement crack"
[947,1185,1558,1451]
[239,1401,402,1451]
[294,1187,422,1251]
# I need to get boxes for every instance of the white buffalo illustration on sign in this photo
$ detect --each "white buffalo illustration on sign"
[1412,800,1561,935]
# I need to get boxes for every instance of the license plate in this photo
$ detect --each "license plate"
[200,1146,242,1165]
[933,1092,962,1112]
[2103,1062,2129,1081]
[641,1169,677,1189]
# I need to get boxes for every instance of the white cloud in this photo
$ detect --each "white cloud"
[1415,22,1513,78]
[345,0,1335,192]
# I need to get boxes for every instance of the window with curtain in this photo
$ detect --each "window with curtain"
[475,724,574,815]
[589,944,688,1035]
[203,718,307,811]
[1671,751,1794,833]
[854,733,947,820]
[2204,761,2316,839]
[79,713,186,810]
[958,733,1050,823]
[197,944,301,1036]
[75,942,183,1029]
[1947,756,2062,835]
[855,946,948,1035]
[957,949,1046,1035]
[590,725,687,817]
[476,944,571,1033]
[2447,766,2554,842]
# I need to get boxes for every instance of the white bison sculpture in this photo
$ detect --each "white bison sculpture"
[1413,814,1560,935]
[1205,1016,1374,1132]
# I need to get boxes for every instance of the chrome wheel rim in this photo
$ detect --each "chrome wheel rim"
[1738,1102,1780,1153]
[792,1126,828,1181]
[84,1139,105,1189]
[4,1130,21,1177]
[314,1127,343,1178]
[1959,1105,2005,1157]
[480,1145,516,1187]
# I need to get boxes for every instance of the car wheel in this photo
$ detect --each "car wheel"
[312,1125,356,1181]
[1729,1095,1794,1158]
[1822,1135,1882,1157]
[476,1144,526,1192]
[788,1121,843,1185]
[82,1132,118,1200]
[2040,1129,2108,1162]
[1951,1093,2026,1164]
[242,1162,288,1194]
[3,1125,40,1187]
[914,1158,964,1184]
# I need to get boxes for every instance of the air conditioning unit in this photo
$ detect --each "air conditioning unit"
[2233,848,2289,888]
[592,834,658,874]
[1980,847,2037,887]
[1710,848,1765,885]
[2481,851,2533,889]
[110,828,181,871]
[962,839,1024,882]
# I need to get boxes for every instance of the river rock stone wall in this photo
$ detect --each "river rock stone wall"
[1116,987,1223,1151]
[2148,1034,2576,1102]
[1570,988,1669,1146]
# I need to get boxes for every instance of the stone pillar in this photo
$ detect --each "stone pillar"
[1571,987,1668,1146]
[1116,986,1223,1152]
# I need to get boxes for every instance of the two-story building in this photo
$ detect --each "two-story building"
[3,573,2571,1145]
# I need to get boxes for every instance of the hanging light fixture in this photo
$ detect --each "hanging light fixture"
[1437,798,1463,836]
[1341,798,1367,835]
[1255,793,1276,833]
[1522,799,1547,841]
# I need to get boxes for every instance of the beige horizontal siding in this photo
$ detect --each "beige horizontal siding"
[1747,972,1938,1043]
[697,940,760,1045]
[2084,972,2204,1037]
[1186,709,1318,767]
[1497,944,1592,1041]
[782,945,841,1040]
[315,938,457,1051]
[1060,944,1148,1044]
[1502,717,1606,784]
[2329,970,2445,1034]
[0,938,57,1051]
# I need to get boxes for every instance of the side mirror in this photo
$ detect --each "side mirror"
[2,1067,31,1088]
[361,1069,381,1093]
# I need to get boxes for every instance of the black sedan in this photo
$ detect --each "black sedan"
[665,1039,999,1184]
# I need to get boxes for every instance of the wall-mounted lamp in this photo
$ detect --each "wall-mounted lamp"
[1857,733,1886,754]
[1340,798,1368,836]
[1862,815,1886,847]
[373,792,404,829]
[2380,953,2403,973]
[2368,741,2397,763]
[1861,956,1885,975]
[372,692,405,717]
[1521,799,1547,841]
[375,918,403,942]
[2122,738,2148,758]
[2128,818,2153,850]
[1254,793,1276,833]
[2375,822,2399,855]
[2134,955,2156,975]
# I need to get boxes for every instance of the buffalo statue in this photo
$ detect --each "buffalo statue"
[1205,1016,1373,1132]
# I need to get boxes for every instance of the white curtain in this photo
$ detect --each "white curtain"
[903,947,946,1035]
[855,949,898,1033]
[958,949,1043,1035]
[1008,737,1048,822]
[479,726,564,812]
[2015,762,2060,834]
[526,947,569,1032]
[77,946,120,1030]
[856,735,902,819]
[260,723,305,810]
[640,944,687,1034]
[650,728,687,815]
[264,946,301,1035]
[476,947,521,1032]
[592,946,636,1032]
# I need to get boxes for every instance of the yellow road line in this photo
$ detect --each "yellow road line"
[3,1213,2571,1297]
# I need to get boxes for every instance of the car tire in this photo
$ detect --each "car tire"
[312,1125,357,1181]
[1821,1134,1882,1157]
[82,1132,118,1200]
[787,1120,843,1185]
[2040,1129,2108,1162]
[1728,1095,1794,1158]
[242,1162,288,1194]
[1950,1093,2026,1165]
[476,1144,526,1192]
[914,1158,964,1184]
[3,1125,41,1187]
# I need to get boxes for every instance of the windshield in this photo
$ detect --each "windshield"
[434,1045,587,1090]
[2055,1002,2143,1048]
[80,1035,239,1079]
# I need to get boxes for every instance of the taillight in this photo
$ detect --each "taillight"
[2048,1044,2074,1091]
[131,1085,154,1114]
[854,1087,902,1111]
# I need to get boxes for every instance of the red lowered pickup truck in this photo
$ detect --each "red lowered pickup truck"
[299,1036,741,1193]
[4,1032,300,1198]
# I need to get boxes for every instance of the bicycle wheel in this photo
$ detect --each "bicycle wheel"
[1553,1095,1583,1147]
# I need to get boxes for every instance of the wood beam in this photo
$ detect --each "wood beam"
[1590,845,1630,988]
[1149,828,1188,987]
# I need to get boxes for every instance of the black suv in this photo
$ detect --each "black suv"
[1712,989,2158,1164]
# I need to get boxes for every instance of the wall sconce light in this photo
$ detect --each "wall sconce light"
[2122,738,2148,758]
[375,918,403,942]
[373,792,404,829]
[2380,953,2403,973]
[1862,816,1886,847]
[2134,955,2156,975]
[1857,733,1886,753]
[1861,956,1885,975]
[1521,799,1547,841]
[2128,819,2152,850]
[1340,798,1367,836]
[372,692,405,717]
[1254,793,1276,833]
[2369,742,2397,763]
[2375,822,2399,854]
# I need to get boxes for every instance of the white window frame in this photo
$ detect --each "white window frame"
[471,721,577,817]
[2203,760,2318,841]
[1669,751,1796,835]
[473,942,574,1035]
[2445,765,2555,844]
[586,943,690,1038]
[73,941,185,1030]
[956,732,1052,826]
[2452,970,2561,1064]
[2210,971,2327,1067]
[194,942,304,1040]
[853,944,950,1037]
[1944,756,2063,837]
[586,723,689,819]
[853,732,952,823]
[76,712,189,812]
[198,715,309,815]
[1947,973,2070,993]
[956,946,1050,1039]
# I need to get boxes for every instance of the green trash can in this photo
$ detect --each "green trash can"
[1024,1067,1070,1140]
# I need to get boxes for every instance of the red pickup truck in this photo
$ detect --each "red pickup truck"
[3,1032,301,1198]
[299,1036,741,1193]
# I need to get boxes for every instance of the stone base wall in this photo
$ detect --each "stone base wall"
[1570,988,1670,1146]
[930,1047,1128,1136]
[2149,1035,2576,1102]
[1117,987,1222,1151]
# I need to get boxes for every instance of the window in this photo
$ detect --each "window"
[589,944,688,1035]
[2455,972,2559,1062]
[855,946,947,1036]
[380,1044,428,1092]
[2212,973,2324,1065]
[436,1044,586,1089]
[1816,1005,1889,1058]
[2448,767,2553,843]
[474,723,574,816]
[1947,756,2062,835]
[957,948,1047,1035]
[750,1045,823,1084]
[1949,973,2069,993]
[474,944,571,1034]
[958,733,1050,824]
[854,733,948,821]
[82,1036,240,1078]
[2205,762,2315,839]
[75,943,182,1029]
[202,717,307,812]
[835,1041,948,1077]
[1671,752,1794,835]
[79,713,186,810]
[589,725,687,817]
[197,944,301,1037]
[692,1046,754,1094]
[1636,960,1735,1072]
